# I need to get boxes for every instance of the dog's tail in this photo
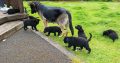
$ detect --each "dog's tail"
[66,10,74,36]
[88,33,92,42]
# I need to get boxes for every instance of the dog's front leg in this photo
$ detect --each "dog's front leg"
[34,26,38,31]
[54,32,56,36]
[58,32,61,36]
[24,26,28,31]
[47,32,50,36]
[73,46,76,51]
[68,44,72,48]
[85,46,91,54]
[32,26,34,30]
[43,20,48,27]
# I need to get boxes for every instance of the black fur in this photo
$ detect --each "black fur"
[28,16,38,19]
[7,9,20,14]
[44,26,62,36]
[30,3,38,14]
[75,25,87,39]
[63,33,92,54]
[30,2,74,36]
[23,18,39,31]
[103,29,118,42]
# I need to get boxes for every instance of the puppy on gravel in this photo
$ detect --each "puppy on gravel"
[103,29,118,42]
[75,25,87,39]
[23,17,39,31]
[44,26,62,36]
[63,33,92,54]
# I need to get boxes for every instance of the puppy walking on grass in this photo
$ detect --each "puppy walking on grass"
[103,29,118,42]
[44,26,62,36]
[64,33,92,54]
[75,25,87,39]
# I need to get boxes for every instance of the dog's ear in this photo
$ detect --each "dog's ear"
[29,2,38,14]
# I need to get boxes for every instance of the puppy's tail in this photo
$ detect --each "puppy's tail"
[88,33,92,42]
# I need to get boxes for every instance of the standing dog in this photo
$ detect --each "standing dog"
[64,33,92,54]
[29,2,74,37]
[75,25,87,39]
[44,26,62,36]
[103,29,118,42]
[23,17,39,31]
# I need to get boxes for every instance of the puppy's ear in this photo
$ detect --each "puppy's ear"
[64,37,69,43]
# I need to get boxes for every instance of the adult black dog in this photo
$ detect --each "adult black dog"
[103,29,118,42]
[75,25,87,39]
[64,33,92,54]
[23,18,39,31]
[44,26,62,36]
[29,2,74,37]
[7,9,20,15]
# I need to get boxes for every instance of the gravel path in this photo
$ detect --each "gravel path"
[0,29,71,63]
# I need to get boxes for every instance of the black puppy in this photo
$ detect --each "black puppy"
[44,26,62,36]
[103,29,118,42]
[23,18,39,31]
[64,33,92,54]
[7,9,20,14]
[75,25,87,39]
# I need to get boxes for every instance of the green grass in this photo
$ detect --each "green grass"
[24,1,120,63]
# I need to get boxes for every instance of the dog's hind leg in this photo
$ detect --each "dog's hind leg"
[24,26,28,31]
[112,39,115,42]
[43,20,48,27]
[32,26,34,30]
[58,23,68,37]
[85,46,91,54]
[65,21,69,36]
[79,46,83,50]
[73,46,77,51]
[54,32,56,36]
[47,32,50,36]
[59,25,64,37]
[57,13,68,37]
[34,26,38,31]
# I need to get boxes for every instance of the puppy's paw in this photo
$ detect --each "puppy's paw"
[65,46,68,48]
[59,35,62,37]
[73,49,76,51]
[46,35,49,36]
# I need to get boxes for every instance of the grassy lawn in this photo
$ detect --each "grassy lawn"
[24,1,120,63]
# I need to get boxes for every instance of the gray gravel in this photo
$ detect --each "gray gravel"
[0,29,71,63]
